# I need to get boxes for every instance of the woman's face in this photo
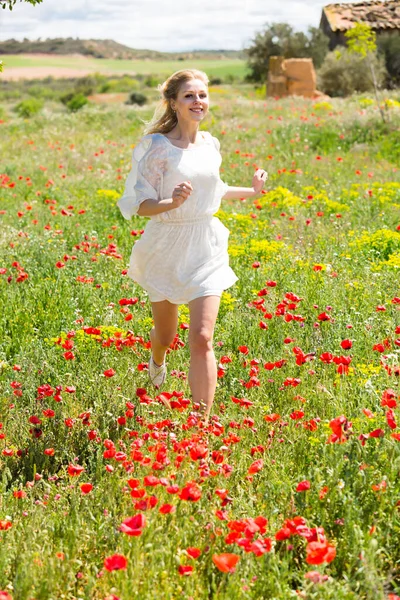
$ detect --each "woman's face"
[171,78,209,123]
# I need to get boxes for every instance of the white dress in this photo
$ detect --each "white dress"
[117,131,238,305]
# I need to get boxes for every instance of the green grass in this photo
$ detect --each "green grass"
[0,86,400,599]
[1,54,249,78]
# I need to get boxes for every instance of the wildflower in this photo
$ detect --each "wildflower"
[296,480,311,492]
[248,459,264,474]
[159,504,176,514]
[120,514,146,536]
[103,368,116,378]
[212,553,240,573]
[305,540,336,565]
[103,554,128,571]
[340,339,352,349]
[178,565,193,575]
[179,481,202,502]
[67,464,85,477]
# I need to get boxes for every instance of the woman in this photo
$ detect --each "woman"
[118,69,267,422]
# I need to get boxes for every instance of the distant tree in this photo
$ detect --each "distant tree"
[245,22,330,83]
[1,0,43,9]
[345,23,387,123]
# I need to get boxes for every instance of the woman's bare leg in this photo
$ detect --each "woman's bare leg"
[188,295,221,422]
[150,300,178,366]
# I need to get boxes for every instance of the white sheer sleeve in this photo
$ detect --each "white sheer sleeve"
[210,134,229,198]
[117,135,165,219]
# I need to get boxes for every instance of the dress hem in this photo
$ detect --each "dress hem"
[128,273,238,305]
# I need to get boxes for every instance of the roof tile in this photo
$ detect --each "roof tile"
[323,0,400,31]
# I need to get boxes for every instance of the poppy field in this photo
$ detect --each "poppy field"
[0,85,400,600]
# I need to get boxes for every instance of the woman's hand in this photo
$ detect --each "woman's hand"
[252,169,268,195]
[171,181,193,208]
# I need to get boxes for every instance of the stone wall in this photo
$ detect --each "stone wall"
[267,57,322,98]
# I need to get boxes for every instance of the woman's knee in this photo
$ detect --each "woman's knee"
[189,326,214,353]
[153,326,176,349]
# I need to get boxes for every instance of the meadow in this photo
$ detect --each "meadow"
[0,83,400,600]
[1,55,248,80]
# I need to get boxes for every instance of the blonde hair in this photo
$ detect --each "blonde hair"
[143,69,209,135]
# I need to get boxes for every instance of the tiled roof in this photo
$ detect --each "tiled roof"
[322,0,400,31]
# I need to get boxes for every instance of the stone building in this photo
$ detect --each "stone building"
[320,0,400,50]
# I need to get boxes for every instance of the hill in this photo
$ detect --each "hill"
[0,38,245,60]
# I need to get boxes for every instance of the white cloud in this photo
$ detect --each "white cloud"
[0,0,359,51]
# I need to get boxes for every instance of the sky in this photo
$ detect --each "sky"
[0,0,358,52]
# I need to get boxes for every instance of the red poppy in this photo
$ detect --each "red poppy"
[319,486,329,500]
[363,408,374,418]
[369,429,385,438]
[13,490,27,499]
[212,553,240,573]
[296,480,311,492]
[186,547,201,559]
[104,554,128,571]
[189,444,208,461]
[304,571,329,584]
[340,339,352,349]
[159,504,176,514]
[80,483,93,494]
[305,540,336,565]
[179,481,202,502]
[290,410,304,420]
[264,413,280,422]
[386,409,397,430]
[320,352,334,364]
[120,514,146,536]
[248,459,264,474]
[381,389,397,409]
[317,312,331,321]
[103,368,116,378]
[178,565,193,576]
[67,464,85,477]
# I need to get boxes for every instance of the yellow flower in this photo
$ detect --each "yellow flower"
[97,189,120,201]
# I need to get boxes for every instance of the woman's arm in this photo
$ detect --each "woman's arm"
[137,197,177,216]
[222,168,268,201]
[137,181,193,217]
[222,186,258,200]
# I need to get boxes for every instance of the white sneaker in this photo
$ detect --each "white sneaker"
[149,356,167,388]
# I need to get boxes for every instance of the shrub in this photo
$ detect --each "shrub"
[144,75,159,88]
[126,92,148,106]
[351,229,400,260]
[66,93,88,112]
[27,85,57,100]
[318,49,387,97]
[101,77,141,93]
[14,98,43,118]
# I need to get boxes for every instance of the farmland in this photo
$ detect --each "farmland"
[0,83,400,599]
[0,54,248,80]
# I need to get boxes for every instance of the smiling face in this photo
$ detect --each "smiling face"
[171,78,209,124]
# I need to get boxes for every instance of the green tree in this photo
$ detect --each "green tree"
[245,22,329,83]
[345,23,387,123]
[1,0,43,8]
